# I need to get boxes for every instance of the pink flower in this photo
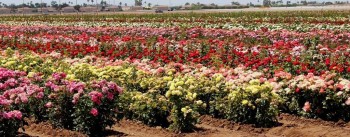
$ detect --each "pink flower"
[337,84,344,90]
[156,67,165,73]
[0,83,7,90]
[319,88,325,94]
[68,82,85,93]
[3,112,13,119]
[90,108,98,117]
[52,73,67,81]
[0,95,12,106]
[106,92,114,100]
[26,89,36,96]
[2,110,22,120]
[337,91,343,96]
[327,80,334,86]
[36,92,44,99]
[345,98,350,106]
[5,78,18,87]
[116,86,123,94]
[18,93,28,103]
[102,87,109,93]
[259,77,266,83]
[72,93,81,104]
[89,91,103,105]
[107,82,118,91]
[12,110,22,120]
[45,102,53,108]
[303,101,311,112]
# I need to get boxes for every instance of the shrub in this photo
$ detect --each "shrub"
[225,79,280,127]
[73,80,123,136]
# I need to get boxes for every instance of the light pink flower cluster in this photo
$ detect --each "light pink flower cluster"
[91,80,123,101]
[68,82,85,93]
[1,110,22,120]
[0,68,45,105]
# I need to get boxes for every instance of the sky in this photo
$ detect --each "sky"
[0,0,349,6]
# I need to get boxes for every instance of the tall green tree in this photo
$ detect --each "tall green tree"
[263,0,271,7]
[135,0,142,6]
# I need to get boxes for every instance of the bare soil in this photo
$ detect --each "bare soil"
[21,114,350,137]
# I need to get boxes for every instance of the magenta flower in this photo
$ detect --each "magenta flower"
[2,110,22,120]
[36,92,44,99]
[18,93,28,103]
[72,93,82,104]
[102,87,109,93]
[2,112,13,119]
[106,92,114,100]
[68,82,85,93]
[90,108,98,117]
[5,78,18,87]
[12,110,22,120]
[116,86,123,94]
[45,102,53,108]
[89,91,103,105]
[0,95,12,106]
[52,73,67,81]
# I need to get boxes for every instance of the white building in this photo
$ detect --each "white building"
[105,6,121,12]
[122,6,131,11]
[62,7,77,13]
[153,5,169,11]
[18,7,35,14]
[80,6,99,12]
[38,7,57,13]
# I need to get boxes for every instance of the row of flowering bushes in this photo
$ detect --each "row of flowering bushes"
[1,49,350,135]
[0,50,280,135]
[0,65,123,136]
[1,24,350,78]
[1,11,350,29]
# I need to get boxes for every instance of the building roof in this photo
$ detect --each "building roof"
[0,8,10,10]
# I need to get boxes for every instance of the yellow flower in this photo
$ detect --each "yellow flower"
[122,68,132,75]
[163,76,173,81]
[28,72,35,78]
[165,91,171,98]
[167,71,173,76]
[169,83,176,90]
[242,100,249,105]
[4,61,16,67]
[249,79,260,85]
[67,74,76,81]
[23,66,29,71]
[162,106,167,111]
[195,100,203,105]
[181,107,187,113]
[246,85,261,94]
[215,74,223,83]
[172,90,182,96]
[175,81,184,87]
[192,93,197,99]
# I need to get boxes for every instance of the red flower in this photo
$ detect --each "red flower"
[325,58,330,65]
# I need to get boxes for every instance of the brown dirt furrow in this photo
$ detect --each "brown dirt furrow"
[21,122,86,137]
[22,114,350,137]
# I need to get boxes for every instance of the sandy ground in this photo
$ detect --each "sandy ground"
[20,114,350,137]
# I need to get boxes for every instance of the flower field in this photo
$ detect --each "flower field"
[1,11,350,136]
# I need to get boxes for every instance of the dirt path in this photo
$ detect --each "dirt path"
[22,114,350,137]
